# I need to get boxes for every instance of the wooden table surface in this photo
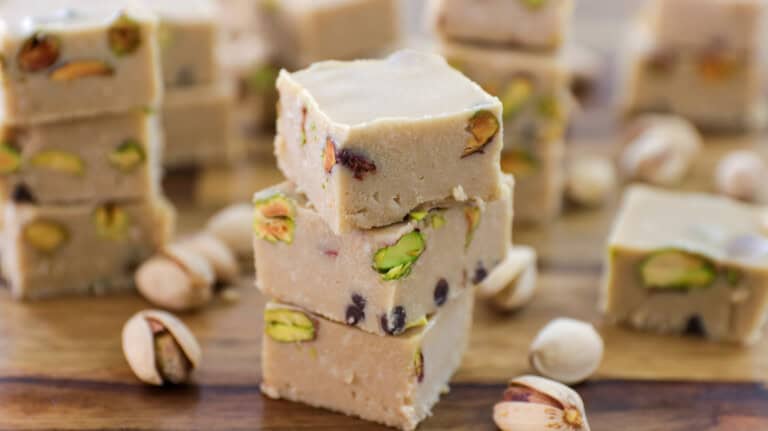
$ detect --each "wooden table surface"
[3,1,768,429]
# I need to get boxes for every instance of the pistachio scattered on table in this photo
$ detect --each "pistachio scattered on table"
[477,245,538,311]
[715,150,766,202]
[206,203,253,262]
[179,233,240,284]
[529,318,604,385]
[566,155,617,208]
[135,245,215,312]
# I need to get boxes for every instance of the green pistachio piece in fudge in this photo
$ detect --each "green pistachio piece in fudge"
[23,220,68,253]
[50,60,114,81]
[93,203,130,241]
[408,211,429,222]
[430,212,447,229]
[254,193,296,244]
[373,231,426,281]
[18,32,60,73]
[537,95,563,121]
[520,0,547,9]
[413,348,424,383]
[30,150,85,176]
[501,148,539,178]
[246,64,279,95]
[109,139,146,172]
[107,13,142,57]
[462,110,500,158]
[264,308,317,343]
[0,142,21,174]
[464,206,481,249]
[323,137,337,173]
[501,76,534,120]
[639,249,716,290]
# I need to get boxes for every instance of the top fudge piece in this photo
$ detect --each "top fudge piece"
[0,0,161,124]
[648,0,766,53]
[603,185,768,344]
[257,0,400,69]
[149,0,218,89]
[428,0,574,51]
[275,50,504,233]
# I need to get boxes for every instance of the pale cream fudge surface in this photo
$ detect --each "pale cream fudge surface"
[619,22,766,131]
[216,0,260,42]
[0,0,162,124]
[276,50,504,234]
[162,85,233,168]
[501,144,564,225]
[602,186,768,345]
[440,42,571,156]
[1,194,175,300]
[261,290,474,431]
[150,0,218,89]
[257,0,400,69]
[428,0,574,51]
[254,178,511,336]
[0,111,160,204]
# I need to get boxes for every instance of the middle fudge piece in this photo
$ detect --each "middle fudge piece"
[602,185,768,344]
[275,50,504,233]
[254,177,512,336]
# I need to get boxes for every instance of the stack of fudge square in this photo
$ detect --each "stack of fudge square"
[429,0,575,224]
[255,51,513,430]
[215,0,401,159]
[0,0,175,300]
[619,0,767,131]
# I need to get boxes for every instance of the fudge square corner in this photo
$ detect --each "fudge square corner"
[274,50,505,234]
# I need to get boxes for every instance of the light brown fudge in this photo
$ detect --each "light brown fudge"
[151,0,218,89]
[648,0,766,53]
[261,290,474,431]
[253,178,512,336]
[162,85,233,168]
[501,144,564,225]
[439,41,571,156]
[1,194,175,300]
[618,22,766,131]
[276,50,505,233]
[0,0,162,125]
[428,0,574,51]
[216,0,260,42]
[602,185,768,345]
[257,0,400,69]
[0,110,160,204]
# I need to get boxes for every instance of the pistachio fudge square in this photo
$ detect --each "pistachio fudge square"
[253,176,511,336]
[261,291,474,431]
[0,0,162,124]
[601,185,768,344]
[1,194,174,300]
[0,110,160,204]
[275,50,504,233]
[428,0,574,51]
[501,145,564,225]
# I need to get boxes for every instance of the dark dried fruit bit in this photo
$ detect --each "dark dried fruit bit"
[253,193,296,244]
[264,307,317,343]
[93,203,129,241]
[501,76,534,120]
[345,294,366,326]
[108,13,142,57]
[500,148,539,178]
[464,206,481,249]
[434,278,449,306]
[380,306,406,335]
[30,150,85,176]
[462,110,500,158]
[50,60,114,81]
[18,33,60,73]
[11,183,36,203]
[472,262,488,285]
[23,220,68,253]
[108,139,146,172]
[373,231,426,281]
[413,349,424,383]
[323,137,337,174]
[338,149,376,180]
[684,314,706,337]
[0,142,21,174]
[639,249,715,290]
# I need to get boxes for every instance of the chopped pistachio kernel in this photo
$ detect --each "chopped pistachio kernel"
[107,13,142,57]
[93,203,129,241]
[520,0,547,9]
[108,140,145,172]
[254,193,296,244]
[463,110,500,158]
[405,316,428,330]
[500,149,539,178]
[501,76,534,120]
[23,220,68,253]
[409,211,429,222]
[30,150,85,176]
[264,308,316,343]
[413,348,424,383]
[17,32,60,73]
[246,65,279,94]
[464,207,481,249]
[537,95,562,121]
[49,60,114,81]
[373,231,426,281]
[0,142,21,174]
[430,213,447,229]
[639,249,716,290]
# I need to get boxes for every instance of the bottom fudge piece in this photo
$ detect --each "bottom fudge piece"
[162,86,233,167]
[501,144,564,225]
[1,194,175,300]
[254,178,512,336]
[602,185,768,344]
[261,290,474,431]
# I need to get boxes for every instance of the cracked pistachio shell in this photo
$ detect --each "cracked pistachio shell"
[135,245,214,312]
[529,318,603,384]
[122,310,201,386]
[494,375,590,431]
[477,246,538,311]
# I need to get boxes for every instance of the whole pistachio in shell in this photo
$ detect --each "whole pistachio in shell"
[494,375,590,431]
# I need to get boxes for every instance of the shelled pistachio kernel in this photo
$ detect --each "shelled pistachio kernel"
[109,140,145,172]
[108,13,142,57]
[413,348,424,383]
[639,249,715,290]
[50,60,114,81]
[373,231,426,281]
[500,149,539,178]
[253,193,296,244]
[323,137,337,174]
[93,203,129,240]
[30,150,85,176]
[264,306,317,343]
[463,110,499,158]
[494,375,590,431]
[23,220,68,253]
[18,32,60,72]
[122,310,201,386]
[0,142,21,174]
[501,75,534,120]
[464,206,481,248]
